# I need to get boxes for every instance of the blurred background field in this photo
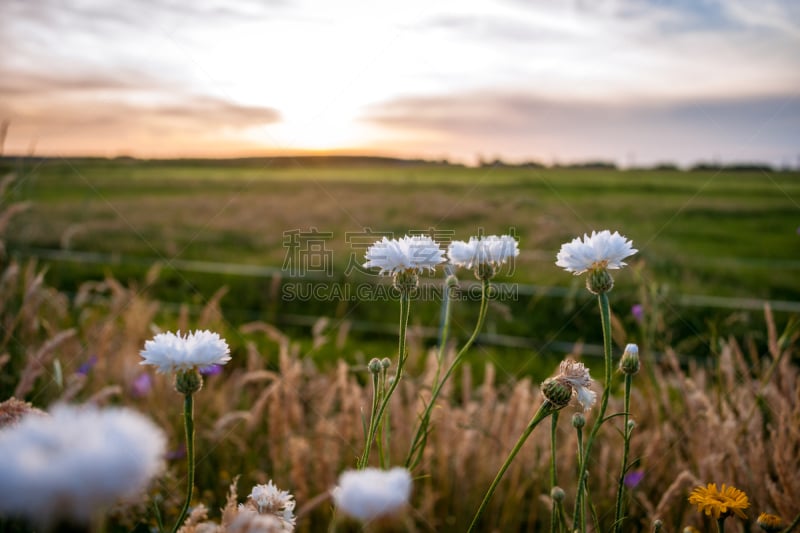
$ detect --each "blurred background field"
[1,159,798,532]
[2,157,798,378]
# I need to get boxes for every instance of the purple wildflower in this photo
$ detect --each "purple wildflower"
[200,363,223,377]
[631,304,644,324]
[130,372,153,398]
[166,444,187,461]
[624,469,645,488]
[75,356,98,376]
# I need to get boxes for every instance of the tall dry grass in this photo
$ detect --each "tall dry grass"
[3,273,798,531]
[1,174,798,531]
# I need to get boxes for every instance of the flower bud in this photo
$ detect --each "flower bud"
[381,357,391,370]
[550,486,565,502]
[627,419,636,432]
[619,343,640,375]
[652,519,663,532]
[541,377,572,409]
[757,513,784,532]
[393,270,419,293]
[368,358,382,374]
[445,274,460,289]
[572,412,586,429]
[586,268,614,295]
[175,369,203,395]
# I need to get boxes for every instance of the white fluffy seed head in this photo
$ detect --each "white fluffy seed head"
[0,404,166,525]
[332,467,412,522]
[554,359,597,412]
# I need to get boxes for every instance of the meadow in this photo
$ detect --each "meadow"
[0,158,798,532]
[3,157,799,363]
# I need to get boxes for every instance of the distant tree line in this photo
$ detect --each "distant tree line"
[0,154,791,173]
[479,157,782,172]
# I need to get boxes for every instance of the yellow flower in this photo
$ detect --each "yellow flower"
[757,512,784,532]
[688,483,749,520]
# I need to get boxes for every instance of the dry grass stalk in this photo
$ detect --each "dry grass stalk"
[14,328,76,398]
[0,397,47,428]
[1,255,796,532]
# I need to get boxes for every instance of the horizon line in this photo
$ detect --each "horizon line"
[0,152,794,172]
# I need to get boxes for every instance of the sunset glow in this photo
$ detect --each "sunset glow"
[1,0,798,165]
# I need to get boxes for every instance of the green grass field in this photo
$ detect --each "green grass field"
[1,158,799,532]
[3,157,798,374]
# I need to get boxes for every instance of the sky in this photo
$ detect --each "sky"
[1,0,799,166]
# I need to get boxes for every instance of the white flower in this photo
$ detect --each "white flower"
[363,235,445,275]
[555,359,597,411]
[555,230,637,275]
[0,404,166,525]
[247,481,296,526]
[447,235,519,269]
[332,467,412,522]
[140,329,231,374]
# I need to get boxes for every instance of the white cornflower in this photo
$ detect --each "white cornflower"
[556,359,597,411]
[243,481,296,527]
[332,467,412,522]
[140,329,231,374]
[0,404,166,525]
[448,235,519,269]
[555,230,637,275]
[363,235,445,275]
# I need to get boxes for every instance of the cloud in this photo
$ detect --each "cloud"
[424,13,567,44]
[1,0,798,162]
[1,0,286,38]
[721,0,800,37]
[0,71,156,97]
[0,0,286,156]
[364,91,800,166]
[417,1,800,100]
[1,92,281,156]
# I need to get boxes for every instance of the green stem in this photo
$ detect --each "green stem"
[436,271,454,366]
[781,510,800,533]
[153,496,165,533]
[550,414,559,488]
[613,373,633,533]
[405,278,490,469]
[428,275,454,412]
[572,292,613,533]
[468,401,556,532]
[588,488,602,533]
[575,423,584,533]
[717,517,725,533]
[359,291,411,468]
[550,412,559,533]
[557,502,569,533]
[367,370,381,465]
[171,393,195,533]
